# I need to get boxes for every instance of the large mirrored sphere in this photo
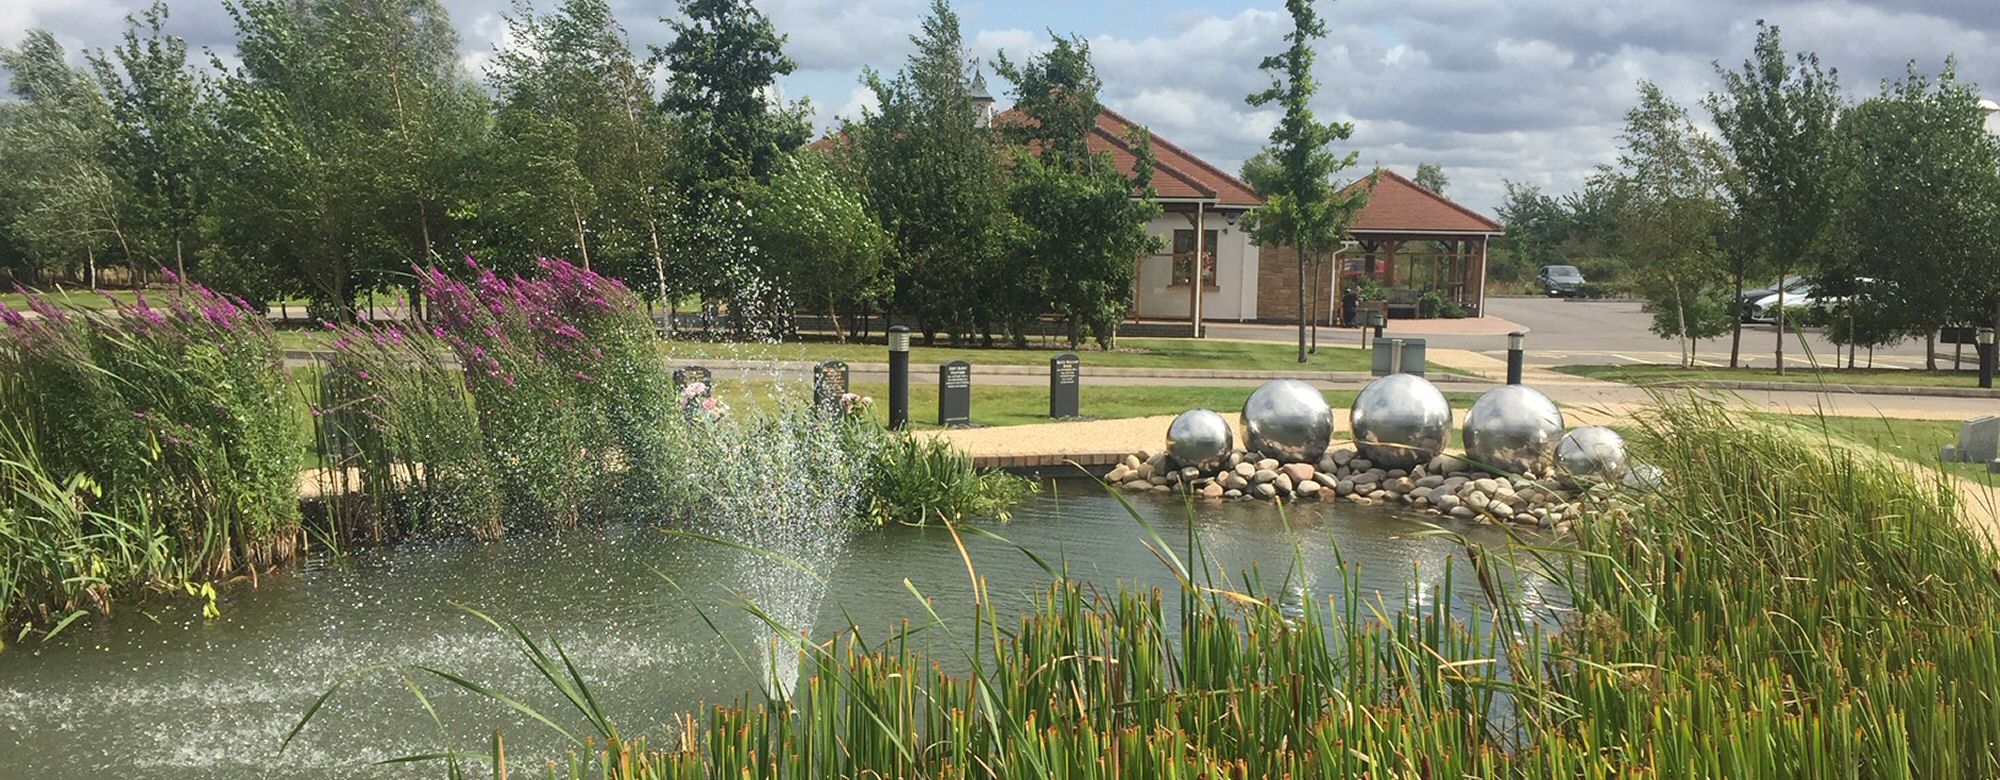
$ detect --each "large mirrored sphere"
[1240,379,1333,463]
[1558,426,1628,482]
[1350,374,1451,470]
[1167,408,1234,471]
[1462,385,1564,475]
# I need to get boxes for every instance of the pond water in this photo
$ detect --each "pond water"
[0,481,1560,778]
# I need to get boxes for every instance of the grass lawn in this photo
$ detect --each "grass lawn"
[1751,412,1998,484]
[659,336,1407,374]
[1555,363,1989,389]
[0,288,143,311]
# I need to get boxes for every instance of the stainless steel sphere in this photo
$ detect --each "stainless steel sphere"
[1240,379,1333,463]
[1461,385,1565,475]
[1557,426,1628,482]
[1349,374,1451,470]
[1166,408,1234,471]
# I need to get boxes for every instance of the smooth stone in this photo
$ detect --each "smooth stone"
[1280,463,1316,484]
[1256,458,1281,472]
[1122,480,1150,492]
[1253,483,1278,499]
[1147,475,1169,486]
[1415,475,1444,489]
[1296,479,1321,495]
[1354,496,1374,505]
[1430,454,1468,474]
[1314,473,1339,487]
[1387,468,1408,479]
[1136,448,1156,462]
[1201,482,1226,499]
[1472,478,1499,495]
[1385,477,1413,494]
[1352,481,1378,495]
[1234,462,1256,478]
[1367,489,1389,501]
[1489,502,1515,518]
[1181,466,1201,481]
[1223,473,1249,491]
[1335,479,1355,494]
[1448,505,1474,518]
[1251,468,1279,485]
[1466,490,1490,509]
[1122,454,1142,470]
[1434,493,1462,510]
[1273,474,1294,493]
[1332,448,1356,466]
[1349,458,1373,471]
[1152,484,1172,493]
[1136,463,1155,480]
[1106,465,1130,482]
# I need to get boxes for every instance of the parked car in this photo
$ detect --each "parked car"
[1735,275,1810,321]
[1537,265,1585,296]
[1745,278,1879,323]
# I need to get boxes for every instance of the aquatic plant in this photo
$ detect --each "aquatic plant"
[857,429,1029,526]
[315,320,501,541]
[420,258,675,525]
[318,397,2000,778]
[0,282,300,629]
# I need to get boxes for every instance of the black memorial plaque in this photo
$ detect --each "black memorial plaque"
[813,360,850,412]
[938,360,972,426]
[672,365,713,392]
[1048,353,1080,419]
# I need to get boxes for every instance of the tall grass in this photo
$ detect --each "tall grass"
[316,396,2000,778]
[0,283,300,630]
[314,322,501,541]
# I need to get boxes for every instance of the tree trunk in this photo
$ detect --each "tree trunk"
[1296,252,1307,363]
[1729,270,1744,368]
[1773,277,1786,376]
[1926,331,1937,371]
[1309,250,1321,354]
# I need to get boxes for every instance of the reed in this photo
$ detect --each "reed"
[318,395,2000,778]
[0,283,301,631]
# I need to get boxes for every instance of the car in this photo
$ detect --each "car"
[1745,278,1880,323]
[1735,275,1810,321]
[1537,265,1585,296]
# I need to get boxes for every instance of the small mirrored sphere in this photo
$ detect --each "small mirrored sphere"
[1557,426,1628,482]
[1350,374,1451,470]
[1240,379,1333,463]
[1462,385,1564,475]
[1623,461,1666,492]
[1166,408,1234,471]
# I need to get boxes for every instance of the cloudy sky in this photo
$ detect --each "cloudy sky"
[6,0,1999,214]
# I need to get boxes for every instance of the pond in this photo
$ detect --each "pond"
[0,481,1560,778]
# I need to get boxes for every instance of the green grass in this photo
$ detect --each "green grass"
[0,288,141,311]
[1555,362,1989,389]
[1755,412,1999,483]
[700,379,1481,430]
[659,336,1394,373]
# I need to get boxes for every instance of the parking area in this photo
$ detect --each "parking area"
[1205,296,1949,370]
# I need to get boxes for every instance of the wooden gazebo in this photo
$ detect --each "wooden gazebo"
[1338,169,1505,318]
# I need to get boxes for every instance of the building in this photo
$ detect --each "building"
[1060,112,1504,326]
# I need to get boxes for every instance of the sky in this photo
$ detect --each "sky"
[5,0,2000,214]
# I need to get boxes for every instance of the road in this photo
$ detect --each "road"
[1208,297,1948,369]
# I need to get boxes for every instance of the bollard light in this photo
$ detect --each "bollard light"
[1979,327,1995,390]
[1506,331,1526,386]
[888,325,911,429]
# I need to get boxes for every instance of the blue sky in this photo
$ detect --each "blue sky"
[7,0,2000,213]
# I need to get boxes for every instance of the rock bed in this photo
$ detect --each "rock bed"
[1103,447,1619,532]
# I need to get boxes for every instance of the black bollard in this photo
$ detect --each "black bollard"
[1980,327,1995,390]
[1507,331,1526,385]
[888,325,911,429]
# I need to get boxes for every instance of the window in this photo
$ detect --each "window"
[1170,229,1219,286]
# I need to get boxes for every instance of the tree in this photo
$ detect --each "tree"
[994,34,1161,348]
[749,153,888,342]
[1243,0,1366,363]
[1835,60,2000,371]
[214,0,486,317]
[1707,21,1845,374]
[654,0,808,192]
[0,30,132,286]
[848,0,1010,346]
[1415,161,1448,194]
[484,0,676,299]
[88,1,220,283]
[1617,81,1734,367]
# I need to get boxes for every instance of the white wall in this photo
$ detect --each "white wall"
[1131,209,1258,321]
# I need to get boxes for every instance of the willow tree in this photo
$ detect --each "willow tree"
[1244,0,1365,363]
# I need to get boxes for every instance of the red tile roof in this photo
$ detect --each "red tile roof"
[1342,168,1503,235]
[805,107,1267,208]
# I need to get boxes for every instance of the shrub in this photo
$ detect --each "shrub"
[857,428,1030,525]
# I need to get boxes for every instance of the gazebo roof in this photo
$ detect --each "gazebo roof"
[1340,169,1504,236]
